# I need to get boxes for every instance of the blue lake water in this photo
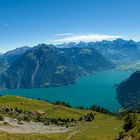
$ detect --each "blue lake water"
[0,70,132,112]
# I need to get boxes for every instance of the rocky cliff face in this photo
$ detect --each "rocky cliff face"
[0,44,114,89]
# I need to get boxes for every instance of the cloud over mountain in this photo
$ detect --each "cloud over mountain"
[53,33,121,43]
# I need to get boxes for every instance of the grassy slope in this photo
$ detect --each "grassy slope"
[0,95,89,119]
[0,95,123,140]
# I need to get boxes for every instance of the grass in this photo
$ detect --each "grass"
[65,113,123,140]
[0,95,123,140]
[0,95,89,119]
[0,114,123,140]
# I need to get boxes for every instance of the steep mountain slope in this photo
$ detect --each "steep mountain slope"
[62,47,113,73]
[0,44,114,89]
[114,113,140,140]
[0,47,30,73]
[116,71,140,108]
[0,57,8,73]
[3,46,30,64]
[109,90,140,140]
[0,44,80,88]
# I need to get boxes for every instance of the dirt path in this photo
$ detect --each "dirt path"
[0,117,69,134]
[67,124,87,139]
[67,130,79,139]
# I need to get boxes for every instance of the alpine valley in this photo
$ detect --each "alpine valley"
[0,39,140,140]
[1,0,140,139]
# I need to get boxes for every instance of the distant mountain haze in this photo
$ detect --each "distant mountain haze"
[57,39,140,61]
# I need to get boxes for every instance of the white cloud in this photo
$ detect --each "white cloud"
[53,33,76,37]
[52,33,121,43]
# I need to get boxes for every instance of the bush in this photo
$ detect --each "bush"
[36,115,43,122]
[23,116,30,122]
[3,122,8,125]
[90,105,111,114]
[53,101,71,108]
[17,116,22,125]
[123,113,137,132]
[80,112,95,122]
[89,112,95,120]
[79,116,83,121]
[0,115,4,121]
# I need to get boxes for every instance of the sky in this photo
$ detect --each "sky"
[0,0,140,52]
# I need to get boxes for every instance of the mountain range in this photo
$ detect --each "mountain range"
[58,39,140,62]
[1,38,140,63]
[0,39,140,140]
[1,38,140,89]
[0,44,113,89]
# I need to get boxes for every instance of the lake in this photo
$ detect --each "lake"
[0,70,132,112]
